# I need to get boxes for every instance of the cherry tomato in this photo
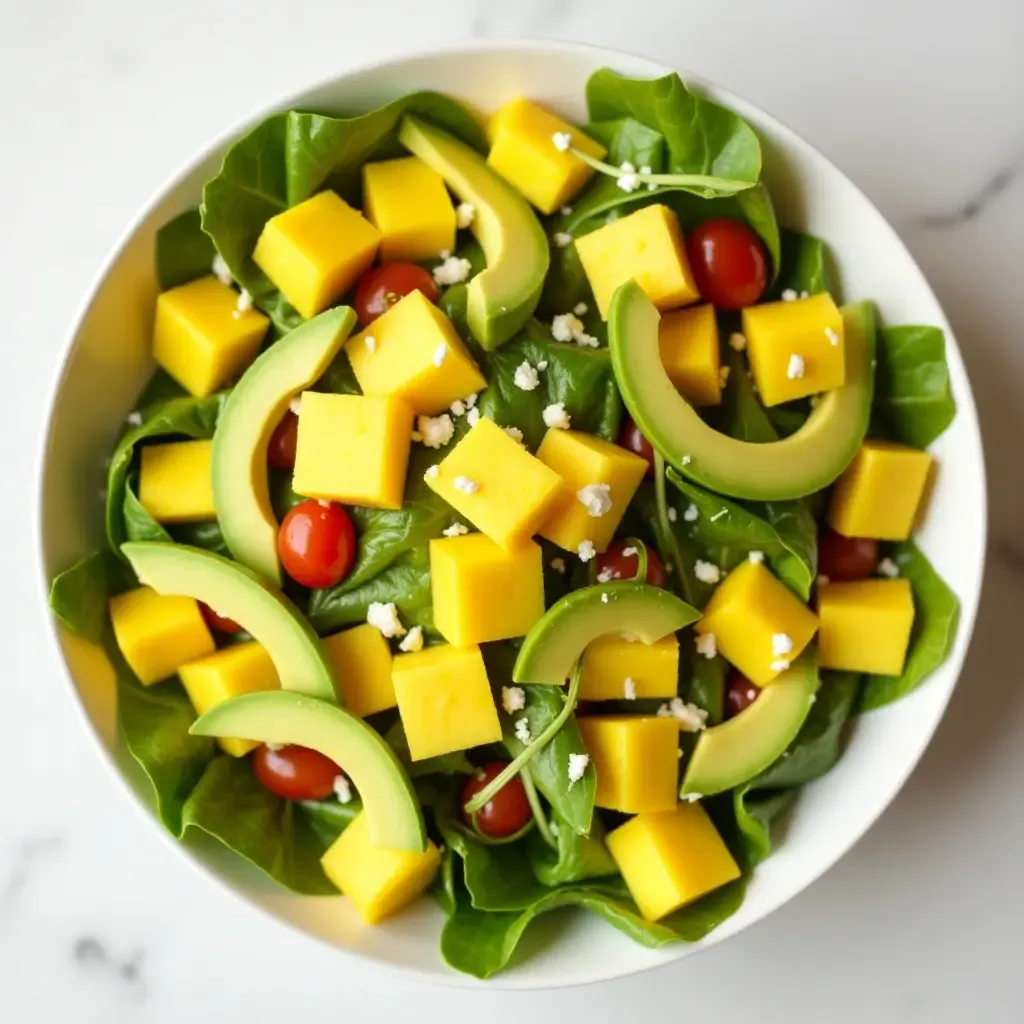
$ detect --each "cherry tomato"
[595,539,667,587]
[618,417,655,476]
[687,218,768,310]
[354,262,439,326]
[253,744,341,801]
[818,528,879,582]
[725,671,760,719]
[199,602,243,634]
[267,410,299,470]
[461,762,532,839]
[278,500,357,589]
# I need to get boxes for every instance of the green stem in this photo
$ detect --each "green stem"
[653,452,693,603]
[623,535,649,582]
[521,770,557,849]
[465,662,584,815]
[570,148,756,196]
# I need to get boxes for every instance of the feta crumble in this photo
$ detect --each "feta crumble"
[781,288,798,301]
[770,659,791,672]
[504,425,524,443]
[601,594,609,604]
[800,290,810,299]
[683,792,703,803]
[551,312,584,342]
[550,557,567,574]
[127,411,143,426]
[453,475,479,495]
[573,301,588,316]
[624,678,637,701]
[455,202,476,229]
[333,774,353,804]
[772,633,794,657]
[684,503,699,522]
[432,255,472,286]
[515,717,532,743]
[553,231,574,248]
[416,413,455,449]
[657,697,708,732]
[787,354,805,380]
[877,557,900,578]
[695,632,717,659]
[567,752,590,788]
[577,540,596,562]
[748,550,765,564]
[424,465,439,480]
[232,289,253,319]
[577,482,613,518]
[450,399,466,417]
[681,454,692,465]
[622,546,638,557]
[432,342,448,367]
[616,161,642,192]
[364,335,377,353]
[729,332,747,352]
[367,601,406,638]
[442,522,469,538]
[543,402,571,429]
[464,393,478,409]
[552,131,573,152]
[466,407,481,427]
[537,360,549,370]
[399,626,424,653]
[596,567,617,583]
[513,361,540,391]
[694,560,721,584]
[560,205,573,216]
[502,686,526,714]
[825,327,840,346]
[667,506,678,523]
[212,254,232,285]
[288,396,302,416]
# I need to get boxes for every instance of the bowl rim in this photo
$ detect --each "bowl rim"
[35,36,988,990]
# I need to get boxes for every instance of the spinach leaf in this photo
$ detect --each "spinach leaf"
[123,477,171,543]
[49,550,129,643]
[872,325,956,450]
[527,813,618,887]
[586,117,665,169]
[858,542,960,711]
[384,720,473,780]
[306,559,433,635]
[155,208,216,290]
[298,797,361,848]
[763,228,835,301]
[169,520,230,558]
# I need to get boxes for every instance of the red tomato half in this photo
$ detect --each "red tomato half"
[687,218,768,310]
[818,528,879,582]
[267,410,299,470]
[617,417,655,476]
[461,762,532,839]
[354,262,439,326]
[595,539,667,587]
[199,602,244,634]
[253,744,341,801]
[725,671,760,719]
[278,500,357,589]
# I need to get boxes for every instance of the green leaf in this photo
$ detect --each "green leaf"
[123,476,172,543]
[858,542,961,711]
[307,559,433,635]
[526,813,618,887]
[763,228,835,301]
[298,797,361,848]
[49,550,129,643]
[385,720,473,780]
[155,208,216,290]
[872,325,956,449]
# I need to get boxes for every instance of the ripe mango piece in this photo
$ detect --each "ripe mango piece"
[322,624,396,718]
[579,634,679,702]
[818,578,915,675]
[658,304,722,406]
[139,439,215,524]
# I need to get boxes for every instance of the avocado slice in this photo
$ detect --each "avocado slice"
[680,650,818,797]
[190,691,426,852]
[213,307,356,585]
[608,282,876,500]
[398,116,549,350]
[122,542,338,702]
[513,581,699,685]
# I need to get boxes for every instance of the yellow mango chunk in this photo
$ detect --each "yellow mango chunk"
[606,804,741,921]
[430,534,544,647]
[535,428,648,554]
[153,276,270,397]
[392,643,502,760]
[292,392,413,510]
[818,579,915,675]
[320,810,440,924]
[659,304,722,406]
[322,624,396,718]
[347,290,487,415]
[362,156,456,262]
[827,440,933,541]
[575,204,700,319]
[253,192,380,320]
[424,418,563,549]
[580,634,679,701]
[696,560,819,687]
[109,586,214,686]
[486,98,607,214]
[138,439,215,524]
[577,715,680,814]
[178,641,281,756]
[741,293,845,407]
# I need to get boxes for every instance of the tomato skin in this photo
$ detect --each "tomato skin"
[267,411,299,470]
[461,762,532,839]
[725,671,760,719]
[354,262,439,326]
[595,539,667,587]
[199,602,244,634]
[818,528,879,582]
[278,500,357,589]
[687,218,768,310]
[617,417,655,476]
[253,744,342,801]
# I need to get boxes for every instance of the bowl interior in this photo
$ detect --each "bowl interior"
[38,41,986,988]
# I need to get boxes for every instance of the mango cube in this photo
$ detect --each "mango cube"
[138,440,215,523]
[577,715,680,814]
[696,560,819,687]
[579,635,679,702]
[486,98,607,214]
[177,641,281,756]
[430,534,545,647]
[362,157,456,262]
[424,418,563,549]
[252,192,380,320]
[346,290,487,415]
[392,643,502,760]
[292,392,413,509]
[320,810,440,923]
[535,428,648,554]
[606,804,741,921]
[827,440,933,541]
[741,293,845,407]
[109,586,215,686]
[659,304,722,406]
[322,624,396,718]
[818,579,915,676]
[153,275,270,397]
[574,204,700,319]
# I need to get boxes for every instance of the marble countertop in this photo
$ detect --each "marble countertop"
[4,1,1023,1020]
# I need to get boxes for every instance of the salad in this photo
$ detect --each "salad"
[50,68,961,979]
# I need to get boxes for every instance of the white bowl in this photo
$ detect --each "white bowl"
[37,40,987,988]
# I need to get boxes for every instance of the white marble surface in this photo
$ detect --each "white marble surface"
[4,0,1024,1020]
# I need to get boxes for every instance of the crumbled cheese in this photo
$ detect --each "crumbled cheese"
[442,522,469,538]
[772,633,794,657]
[551,312,583,343]
[800,290,810,299]
[502,686,526,714]
[787,354,805,380]
[333,774,353,804]
[453,475,479,495]
[432,342,448,367]
[657,697,708,732]
[542,402,571,429]
[694,560,721,584]
[817,574,830,585]
[877,557,900,578]
[781,288,798,301]
[667,506,678,523]
[232,289,253,319]
[577,482,613,518]
[683,792,703,803]
[684,503,699,522]
[577,540,596,562]
[825,327,840,346]
[695,632,717,659]
[748,550,765,564]
[560,205,573,216]
[450,399,466,417]
[616,162,642,192]
[515,717,532,743]
[710,509,728,522]
[601,594,609,604]
[729,332,747,352]
[466,407,481,427]
[552,131,572,152]
[513,361,540,391]
[367,601,406,638]
[439,249,451,260]
[622,546,638,557]
[424,465,439,480]
[432,255,472,286]
[747,689,757,701]
[553,231,574,248]
[127,411,143,426]
[567,752,590,788]
[504,425,524,443]
[211,254,232,285]
[596,567,617,583]
[719,366,731,388]
[416,413,455,449]
[639,164,652,176]
[399,626,424,653]
[573,301,588,316]
[770,659,791,672]
[288,396,302,416]
[624,678,637,700]
[537,360,549,371]
[550,557,567,574]
[455,202,476,229]
[681,454,692,465]
[620,161,636,172]
[462,392,478,410]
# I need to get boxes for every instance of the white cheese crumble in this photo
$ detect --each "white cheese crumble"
[464,392,478,409]
[683,792,703,803]
[553,231,574,248]
[439,249,451,259]
[416,413,455,449]
[747,688,758,701]
[212,254,232,285]
[772,633,794,657]
[537,360,549,370]
[288,396,302,416]
[543,402,571,429]
[624,678,637,700]
[333,774,353,804]
[453,475,479,495]
[432,255,472,286]
[695,632,717,659]
[616,161,642,192]
[657,697,708,732]
[432,342,448,367]
[787,354,805,380]
[800,290,810,299]
[770,659,791,672]
[781,288,798,301]
[364,335,377,353]
[504,425,524,443]
[560,205,573,215]
[513,361,541,391]
[466,407,480,427]
[450,399,466,417]
[552,131,572,152]
[601,594,609,604]
[748,550,765,564]
[596,567,617,583]
[729,332,747,352]
[551,312,583,342]
[232,289,253,319]
[694,560,721,584]
[622,546,638,557]
[567,752,590,788]
[719,366,731,388]
[424,464,439,480]
[825,327,840,346]
[550,557,567,574]
[877,557,900,577]
[399,626,424,653]
[502,686,527,714]
[577,483,613,518]
[127,411,143,426]
[442,522,469,538]
[684,503,699,522]
[367,601,406,638]
[455,202,476,229]
[515,717,532,743]
[667,506,678,523]
[317,498,331,508]
[573,301,588,316]
[577,540,596,562]
[681,454,692,465]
